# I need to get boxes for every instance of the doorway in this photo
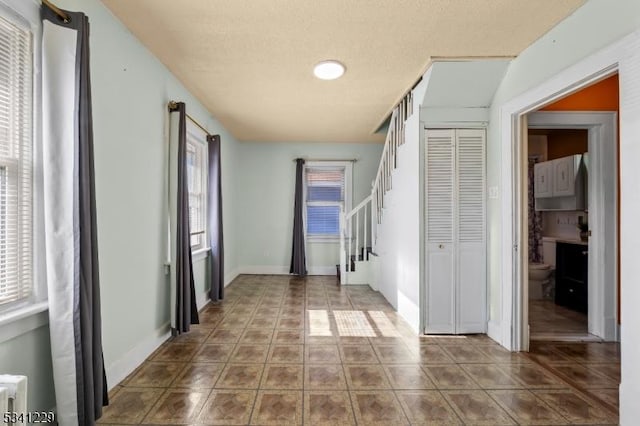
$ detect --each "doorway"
[523,112,618,343]
[508,70,620,351]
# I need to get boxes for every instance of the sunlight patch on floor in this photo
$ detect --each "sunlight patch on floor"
[367,311,401,337]
[334,310,376,337]
[307,309,332,336]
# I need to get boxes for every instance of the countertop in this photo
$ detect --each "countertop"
[554,238,588,246]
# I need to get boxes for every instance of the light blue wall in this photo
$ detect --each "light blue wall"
[0,0,242,411]
[54,0,241,378]
[0,322,56,413]
[236,142,383,273]
[0,0,384,413]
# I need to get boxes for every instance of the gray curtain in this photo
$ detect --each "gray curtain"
[290,159,307,276]
[528,156,543,262]
[207,134,224,301]
[169,102,199,333]
[42,5,107,425]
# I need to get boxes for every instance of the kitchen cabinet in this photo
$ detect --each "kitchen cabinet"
[534,161,553,198]
[555,242,588,313]
[534,154,586,211]
[553,156,576,196]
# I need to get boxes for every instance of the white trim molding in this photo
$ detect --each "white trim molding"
[498,31,631,351]
[0,302,48,343]
[487,320,502,343]
[224,269,241,287]
[496,26,640,426]
[106,323,171,390]
[528,111,618,342]
[239,265,338,277]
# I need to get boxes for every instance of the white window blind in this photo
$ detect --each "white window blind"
[186,121,207,250]
[0,14,32,306]
[305,166,345,238]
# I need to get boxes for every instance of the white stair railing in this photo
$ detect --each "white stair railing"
[339,91,413,284]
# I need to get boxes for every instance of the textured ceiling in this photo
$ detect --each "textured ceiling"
[101,0,585,143]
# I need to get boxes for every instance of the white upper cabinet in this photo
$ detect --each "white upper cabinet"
[553,156,576,196]
[534,161,553,198]
[534,154,586,211]
[534,154,582,198]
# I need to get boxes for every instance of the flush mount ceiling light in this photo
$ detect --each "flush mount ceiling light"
[313,60,346,80]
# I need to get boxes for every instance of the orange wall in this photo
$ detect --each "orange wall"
[542,74,619,112]
[547,130,588,160]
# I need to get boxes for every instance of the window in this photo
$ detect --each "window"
[304,162,352,242]
[0,12,33,308]
[186,120,207,251]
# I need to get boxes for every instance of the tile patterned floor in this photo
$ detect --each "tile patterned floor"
[99,274,620,425]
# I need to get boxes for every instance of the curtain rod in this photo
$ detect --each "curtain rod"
[42,0,71,23]
[168,101,211,136]
[292,158,358,163]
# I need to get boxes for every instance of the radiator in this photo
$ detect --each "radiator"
[0,375,28,425]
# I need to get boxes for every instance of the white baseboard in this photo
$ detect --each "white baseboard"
[308,266,338,276]
[224,268,241,287]
[620,381,640,425]
[241,265,289,275]
[239,265,337,276]
[487,320,502,345]
[107,289,213,390]
[397,293,420,334]
[196,290,210,311]
[106,322,171,390]
[604,316,619,342]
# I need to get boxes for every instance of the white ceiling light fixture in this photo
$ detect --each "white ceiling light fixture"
[313,60,346,80]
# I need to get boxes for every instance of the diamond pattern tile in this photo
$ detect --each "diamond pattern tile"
[304,391,355,425]
[350,391,409,426]
[100,275,619,425]
[251,391,302,425]
[142,389,209,424]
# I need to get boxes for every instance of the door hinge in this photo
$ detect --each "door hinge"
[513,244,518,252]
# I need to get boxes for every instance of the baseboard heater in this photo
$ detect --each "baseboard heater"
[0,375,27,425]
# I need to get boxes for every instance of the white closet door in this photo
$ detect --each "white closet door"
[425,129,455,333]
[456,129,486,333]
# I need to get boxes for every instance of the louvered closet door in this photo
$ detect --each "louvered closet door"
[456,129,486,333]
[425,129,456,333]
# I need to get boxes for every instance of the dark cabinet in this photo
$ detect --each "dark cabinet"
[555,242,588,313]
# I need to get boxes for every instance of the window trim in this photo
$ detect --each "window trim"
[0,0,46,338]
[303,161,353,244]
[185,118,209,253]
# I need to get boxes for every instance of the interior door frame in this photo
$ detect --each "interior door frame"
[526,111,618,342]
[499,58,620,350]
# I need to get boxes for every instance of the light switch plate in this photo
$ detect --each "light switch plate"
[488,186,499,199]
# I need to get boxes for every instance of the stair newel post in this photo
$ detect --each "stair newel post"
[347,212,352,275]
[355,209,360,262]
[364,201,368,258]
[339,207,346,284]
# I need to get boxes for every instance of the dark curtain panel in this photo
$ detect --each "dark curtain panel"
[170,102,199,333]
[42,5,108,424]
[290,159,307,276]
[207,134,224,301]
[528,157,543,263]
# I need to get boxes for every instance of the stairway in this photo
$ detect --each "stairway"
[339,92,413,285]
